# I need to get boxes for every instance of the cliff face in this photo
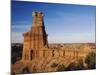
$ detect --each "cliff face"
[11,43,95,74]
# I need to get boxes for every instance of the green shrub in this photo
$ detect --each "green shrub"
[51,63,58,68]
[57,64,66,71]
[65,62,77,71]
[22,67,30,74]
[65,58,85,71]
[85,51,96,69]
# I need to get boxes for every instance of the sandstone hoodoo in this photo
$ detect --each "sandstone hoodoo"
[22,12,48,61]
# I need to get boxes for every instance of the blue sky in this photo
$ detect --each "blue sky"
[11,1,96,43]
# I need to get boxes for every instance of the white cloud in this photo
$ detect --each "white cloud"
[12,24,31,32]
[11,24,31,43]
[11,32,23,43]
[48,33,95,43]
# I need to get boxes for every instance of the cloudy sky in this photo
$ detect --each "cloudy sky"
[11,1,96,43]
